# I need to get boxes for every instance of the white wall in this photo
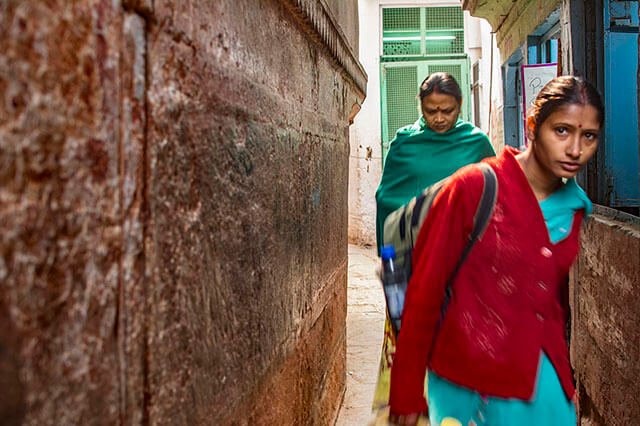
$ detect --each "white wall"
[348,0,503,246]
[479,19,505,150]
[348,0,387,246]
[464,13,505,150]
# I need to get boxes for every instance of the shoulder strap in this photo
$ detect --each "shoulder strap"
[438,163,498,326]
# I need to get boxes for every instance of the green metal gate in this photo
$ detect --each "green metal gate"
[379,6,470,165]
[380,58,471,164]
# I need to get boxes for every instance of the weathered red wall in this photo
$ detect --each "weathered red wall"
[1,2,142,423]
[571,208,640,425]
[0,0,365,424]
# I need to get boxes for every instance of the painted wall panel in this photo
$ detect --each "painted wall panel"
[604,0,640,207]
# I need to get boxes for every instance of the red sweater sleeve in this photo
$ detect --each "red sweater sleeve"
[388,169,483,415]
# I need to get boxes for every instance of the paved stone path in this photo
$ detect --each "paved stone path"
[336,244,386,425]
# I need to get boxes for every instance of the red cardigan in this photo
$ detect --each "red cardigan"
[389,147,584,415]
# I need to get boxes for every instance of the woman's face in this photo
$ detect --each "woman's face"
[529,103,601,179]
[421,92,460,133]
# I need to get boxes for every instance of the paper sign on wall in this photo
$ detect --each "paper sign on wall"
[521,63,558,146]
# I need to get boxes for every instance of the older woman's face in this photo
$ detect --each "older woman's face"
[421,92,460,133]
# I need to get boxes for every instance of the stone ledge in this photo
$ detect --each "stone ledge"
[283,0,368,98]
[592,205,640,229]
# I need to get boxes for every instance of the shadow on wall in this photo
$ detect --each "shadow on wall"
[0,311,25,426]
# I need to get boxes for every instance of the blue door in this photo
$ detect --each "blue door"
[604,0,640,207]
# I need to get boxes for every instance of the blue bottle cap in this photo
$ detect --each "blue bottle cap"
[380,245,396,260]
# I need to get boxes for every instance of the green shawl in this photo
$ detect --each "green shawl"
[375,117,495,253]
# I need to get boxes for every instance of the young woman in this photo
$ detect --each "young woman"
[388,76,604,426]
[373,72,495,408]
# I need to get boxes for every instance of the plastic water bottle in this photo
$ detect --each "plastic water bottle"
[380,245,408,336]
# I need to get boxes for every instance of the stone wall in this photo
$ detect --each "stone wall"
[570,208,640,425]
[0,0,365,424]
[1,2,141,423]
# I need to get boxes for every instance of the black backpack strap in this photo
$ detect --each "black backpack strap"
[408,192,429,247]
[399,205,407,241]
[437,163,498,332]
[411,193,428,228]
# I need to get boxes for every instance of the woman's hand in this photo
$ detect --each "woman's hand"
[388,412,421,425]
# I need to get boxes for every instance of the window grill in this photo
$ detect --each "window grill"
[427,64,463,86]
[382,7,421,30]
[425,7,464,30]
[382,6,465,59]
[384,66,419,142]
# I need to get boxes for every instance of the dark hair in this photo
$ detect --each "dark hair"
[529,76,604,136]
[418,72,462,104]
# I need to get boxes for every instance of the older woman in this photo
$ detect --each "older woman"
[373,72,494,409]
[375,72,495,251]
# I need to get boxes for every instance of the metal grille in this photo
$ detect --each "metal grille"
[425,7,463,30]
[382,6,465,57]
[425,31,464,55]
[383,7,420,31]
[428,64,463,87]
[384,40,421,56]
[385,66,419,142]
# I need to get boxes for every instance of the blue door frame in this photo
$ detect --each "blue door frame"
[604,0,640,206]
[503,48,525,149]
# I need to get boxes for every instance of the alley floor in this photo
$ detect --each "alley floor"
[336,244,386,425]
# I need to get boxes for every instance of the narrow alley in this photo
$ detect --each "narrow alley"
[336,245,386,426]
[1,1,639,425]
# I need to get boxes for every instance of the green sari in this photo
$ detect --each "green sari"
[375,117,495,253]
[372,117,495,409]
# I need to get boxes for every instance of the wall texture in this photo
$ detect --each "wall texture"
[571,209,640,425]
[0,0,365,424]
[463,0,561,60]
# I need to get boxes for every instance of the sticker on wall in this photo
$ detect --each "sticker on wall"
[520,63,558,148]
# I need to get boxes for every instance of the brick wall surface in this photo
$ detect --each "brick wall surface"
[571,210,640,425]
[0,0,365,424]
